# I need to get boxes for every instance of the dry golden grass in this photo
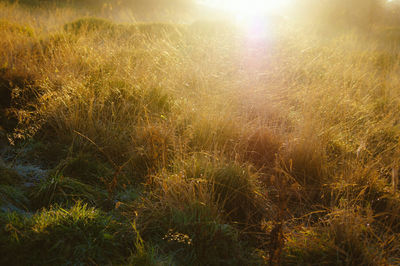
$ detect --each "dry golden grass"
[1,2,400,264]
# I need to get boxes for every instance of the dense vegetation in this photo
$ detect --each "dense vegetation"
[1,1,400,265]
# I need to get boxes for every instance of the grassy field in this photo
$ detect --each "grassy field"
[1,1,400,265]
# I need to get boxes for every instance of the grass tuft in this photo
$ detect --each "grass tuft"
[30,174,108,210]
[0,202,136,265]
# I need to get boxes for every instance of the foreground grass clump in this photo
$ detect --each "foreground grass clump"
[282,208,399,265]
[181,155,268,226]
[0,202,136,265]
[137,174,263,265]
[282,227,340,265]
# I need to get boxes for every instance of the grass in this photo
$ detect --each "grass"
[136,173,261,265]
[0,165,23,185]
[30,173,108,209]
[0,1,400,264]
[179,156,267,226]
[0,202,137,265]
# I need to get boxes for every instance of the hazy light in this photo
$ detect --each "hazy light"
[198,0,293,16]
[197,0,292,37]
[198,0,292,41]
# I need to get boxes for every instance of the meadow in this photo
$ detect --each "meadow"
[1,1,400,265]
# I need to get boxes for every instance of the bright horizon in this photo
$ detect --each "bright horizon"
[197,0,294,16]
[197,0,294,39]
[198,0,398,16]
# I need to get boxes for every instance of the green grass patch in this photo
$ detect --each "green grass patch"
[0,202,136,265]
[30,174,108,210]
[55,153,113,185]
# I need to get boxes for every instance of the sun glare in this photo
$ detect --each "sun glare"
[198,0,293,40]
[198,0,293,16]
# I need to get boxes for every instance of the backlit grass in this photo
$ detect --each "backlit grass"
[0,1,400,264]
